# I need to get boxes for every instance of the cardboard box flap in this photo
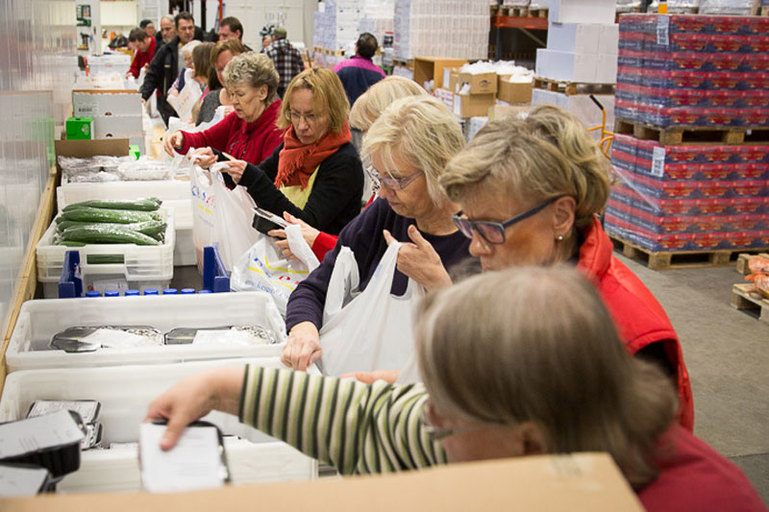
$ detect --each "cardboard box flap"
[0,453,644,511]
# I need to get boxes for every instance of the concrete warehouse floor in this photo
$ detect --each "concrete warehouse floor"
[174,254,769,504]
[616,253,769,506]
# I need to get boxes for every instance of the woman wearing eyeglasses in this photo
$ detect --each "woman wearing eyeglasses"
[428,104,693,431]
[217,66,364,235]
[282,95,471,372]
[146,266,763,512]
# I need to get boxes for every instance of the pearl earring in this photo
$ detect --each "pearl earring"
[556,234,564,241]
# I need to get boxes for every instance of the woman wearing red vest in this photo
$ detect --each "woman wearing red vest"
[402,104,694,430]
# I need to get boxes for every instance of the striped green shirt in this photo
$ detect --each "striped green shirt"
[238,365,448,475]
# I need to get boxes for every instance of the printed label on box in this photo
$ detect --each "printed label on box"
[652,147,666,177]
[656,16,670,46]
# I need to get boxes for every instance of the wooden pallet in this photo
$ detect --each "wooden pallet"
[499,5,549,17]
[614,118,769,146]
[736,252,769,275]
[533,77,615,96]
[732,283,769,324]
[313,46,345,57]
[609,234,761,270]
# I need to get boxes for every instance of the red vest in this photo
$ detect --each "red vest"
[577,217,695,430]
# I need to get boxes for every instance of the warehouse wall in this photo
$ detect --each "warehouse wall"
[0,0,78,333]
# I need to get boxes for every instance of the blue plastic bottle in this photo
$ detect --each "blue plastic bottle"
[85,290,101,298]
[143,289,159,296]
[162,288,178,295]
[124,289,140,296]
[104,290,120,297]
[198,289,212,294]
[180,288,196,295]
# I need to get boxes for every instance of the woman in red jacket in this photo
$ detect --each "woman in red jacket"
[164,52,284,166]
[437,105,694,430]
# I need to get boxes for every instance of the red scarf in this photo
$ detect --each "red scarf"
[275,122,351,190]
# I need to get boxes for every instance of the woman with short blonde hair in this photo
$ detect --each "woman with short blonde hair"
[282,95,471,373]
[434,104,694,429]
[349,76,427,132]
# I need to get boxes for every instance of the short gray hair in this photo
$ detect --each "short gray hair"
[417,265,677,489]
[222,52,280,105]
[362,95,464,206]
[181,40,200,58]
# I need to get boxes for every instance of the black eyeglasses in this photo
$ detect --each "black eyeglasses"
[452,197,558,245]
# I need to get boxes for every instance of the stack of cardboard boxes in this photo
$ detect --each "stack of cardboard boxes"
[69,90,145,152]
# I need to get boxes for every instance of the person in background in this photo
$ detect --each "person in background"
[164,52,283,168]
[139,19,156,40]
[270,75,429,261]
[157,15,175,45]
[260,33,272,53]
[282,95,470,372]
[334,32,386,106]
[125,28,156,79]
[147,266,766,512]
[189,42,215,124]
[265,27,305,98]
[195,38,248,126]
[218,16,252,51]
[167,40,201,99]
[141,11,202,125]
[217,67,363,235]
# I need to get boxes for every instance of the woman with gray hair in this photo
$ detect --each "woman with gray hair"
[147,266,763,511]
[281,95,471,372]
[164,52,284,167]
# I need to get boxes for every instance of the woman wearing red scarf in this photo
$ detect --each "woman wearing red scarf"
[222,67,364,235]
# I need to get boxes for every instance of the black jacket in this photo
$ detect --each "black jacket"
[225,142,364,235]
[140,32,203,101]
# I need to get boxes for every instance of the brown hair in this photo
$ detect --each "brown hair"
[278,67,349,134]
[191,42,214,82]
[440,104,610,229]
[208,39,248,90]
[416,265,677,489]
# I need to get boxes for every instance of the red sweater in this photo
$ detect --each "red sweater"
[179,100,284,166]
[640,425,766,511]
[128,38,156,79]
[576,217,695,431]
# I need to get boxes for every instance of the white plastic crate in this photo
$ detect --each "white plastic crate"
[58,439,316,493]
[0,358,318,492]
[36,208,176,298]
[6,291,287,372]
[56,181,195,266]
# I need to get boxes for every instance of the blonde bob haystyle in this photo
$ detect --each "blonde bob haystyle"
[440,104,610,229]
[416,265,677,489]
[362,95,464,206]
[222,52,280,106]
[349,76,428,132]
[278,67,350,134]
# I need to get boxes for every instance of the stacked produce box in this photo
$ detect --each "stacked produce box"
[605,14,769,253]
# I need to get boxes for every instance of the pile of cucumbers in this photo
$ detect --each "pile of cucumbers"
[54,198,167,247]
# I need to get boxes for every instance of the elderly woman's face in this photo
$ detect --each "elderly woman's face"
[288,88,330,145]
[184,53,193,69]
[229,83,268,122]
[459,193,560,271]
[371,149,436,221]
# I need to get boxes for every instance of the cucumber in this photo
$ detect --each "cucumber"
[60,220,167,241]
[62,197,162,212]
[55,240,87,247]
[60,226,160,246]
[59,207,160,224]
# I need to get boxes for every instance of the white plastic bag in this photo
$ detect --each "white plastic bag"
[190,163,216,272]
[167,71,202,124]
[318,241,424,377]
[230,225,320,316]
[210,169,260,272]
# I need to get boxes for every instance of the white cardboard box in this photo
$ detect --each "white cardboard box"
[547,23,604,54]
[73,90,142,118]
[549,0,616,24]
[531,88,615,138]
[93,115,143,139]
[599,23,620,55]
[535,48,617,83]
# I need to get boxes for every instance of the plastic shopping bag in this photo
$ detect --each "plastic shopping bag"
[190,163,216,272]
[230,225,320,316]
[318,241,424,377]
[210,170,260,272]
[167,72,202,124]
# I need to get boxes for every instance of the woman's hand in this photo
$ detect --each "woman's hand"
[144,367,245,451]
[384,226,452,292]
[164,131,185,156]
[189,147,217,169]
[223,160,248,184]
[269,212,321,259]
[281,321,321,371]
